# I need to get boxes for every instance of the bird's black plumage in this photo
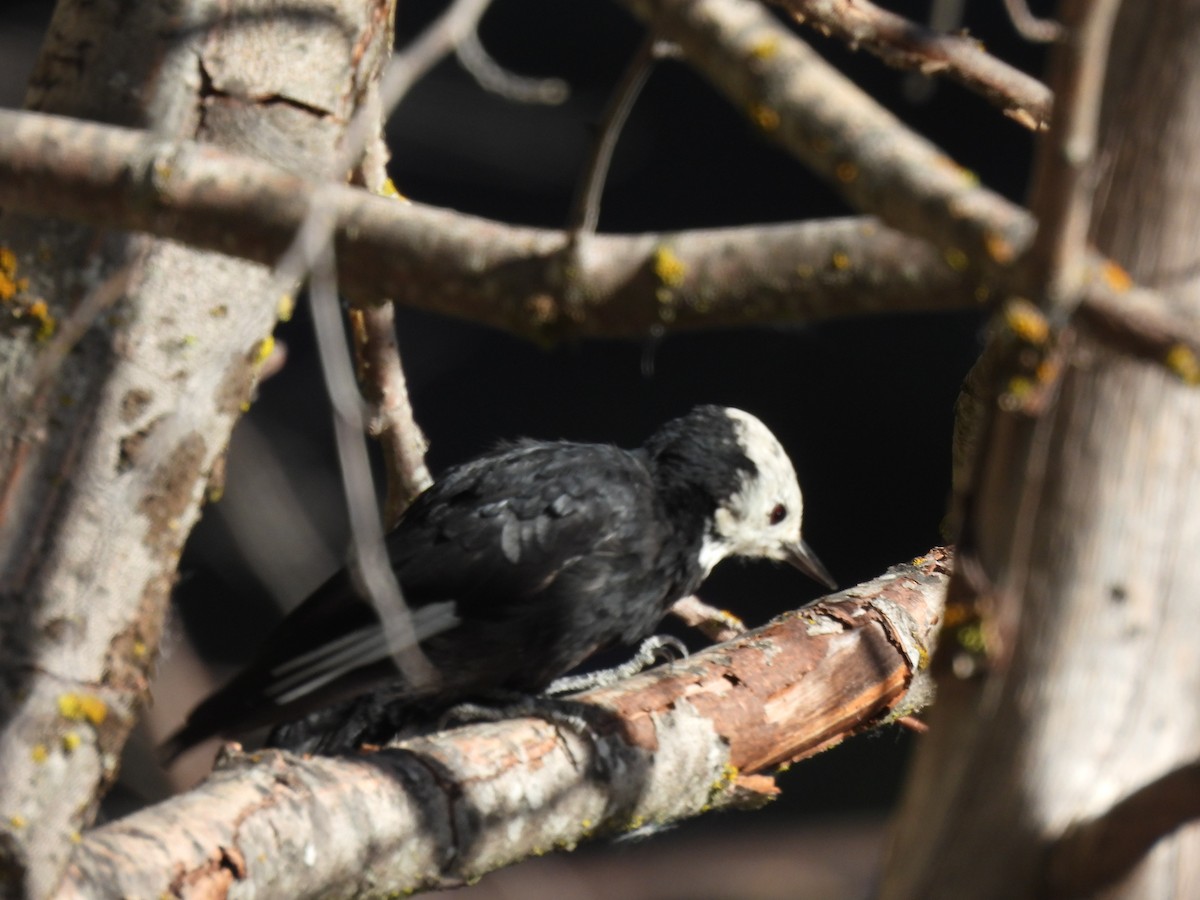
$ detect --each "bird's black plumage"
[162,406,831,761]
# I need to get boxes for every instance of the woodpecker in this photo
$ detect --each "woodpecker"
[162,406,834,760]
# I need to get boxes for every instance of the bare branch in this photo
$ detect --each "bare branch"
[63,551,950,899]
[1046,762,1200,898]
[1004,0,1064,43]
[618,0,1034,276]
[456,28,569,104]
[0,110,977,337]
[308,242,437,689]
[569,34,662,235]
[1023,0,1122,309]
[779,0,1054,131]
[349,303,434,523]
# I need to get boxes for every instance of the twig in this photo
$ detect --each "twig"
[780,0,1054,131]
[0,110,979,336]
[1046,762,1200,898]
[271,0,495,687]
[349,304,433,524]
[64,551,951,899]
[307,243,437,689]
[456,28,569,105]
[618,0,1034,277]
[1004,0,1064,43]
[569,34,662,235]
[1022,0,1122,310]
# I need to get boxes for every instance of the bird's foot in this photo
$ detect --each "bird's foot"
[544,634,689,696]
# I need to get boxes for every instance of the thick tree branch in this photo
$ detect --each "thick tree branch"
[779,0,1054,131]
[617,0,1034,276]
[62,551,949,898]
[0,109,976,338]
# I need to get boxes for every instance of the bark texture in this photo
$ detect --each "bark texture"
[60,553,948,899]
[0,1,394,895]
[881,2,1200,897]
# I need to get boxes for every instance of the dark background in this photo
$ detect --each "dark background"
[3,1,1048,895]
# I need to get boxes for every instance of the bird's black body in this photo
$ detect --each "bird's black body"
[163,406,830,760]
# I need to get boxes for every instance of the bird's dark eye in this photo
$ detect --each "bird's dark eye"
[769,503,788,526]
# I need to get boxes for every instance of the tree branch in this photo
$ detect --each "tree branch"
[617,0,1035,276]
[1045,761,1200,898]
[779,0,1054,131]
[62,551,950,898]
[0,109,977,338]
[1023,0,1122,308]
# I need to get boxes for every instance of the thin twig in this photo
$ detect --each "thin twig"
[349,304,433,525]
[270,0,496,685]
[456,28,569,105]
[1004,0,1064,43]
[780,0,1054,131]
[307,243,437,690]
[569,34,661,235]
[1023,0,1122,310]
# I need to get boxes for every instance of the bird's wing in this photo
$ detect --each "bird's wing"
[161,440,658,759]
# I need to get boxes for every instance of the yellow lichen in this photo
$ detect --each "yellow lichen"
[943,247,969,272]
[379,178,410,203]
[750,36,779,60]
[749,103,779,131]
[62,732,82,753]
[1003,298,1049,344]
[654,247,686,287]
[984,232,1015,264]
[0,270,16,303]
[9,815,25,829]
[1102,258,1132,292]
[956,622,986,654]
[253,334,276,366]
[1166,344,1200,386]
[27,299,56,340]
[277,293,296,323]
[30,744,48,763]
[58,692,108,725]
[831,251,851,271]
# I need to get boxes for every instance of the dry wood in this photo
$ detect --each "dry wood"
[0,109,976,337]
[780,0,1053,130]
[61,551,949,899]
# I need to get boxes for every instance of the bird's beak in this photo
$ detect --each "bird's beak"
[784,539,837,591]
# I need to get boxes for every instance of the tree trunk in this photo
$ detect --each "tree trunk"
[881,2,1200,897]
[0,1,394,895]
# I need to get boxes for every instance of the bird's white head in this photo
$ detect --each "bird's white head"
[701,408,835,590]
